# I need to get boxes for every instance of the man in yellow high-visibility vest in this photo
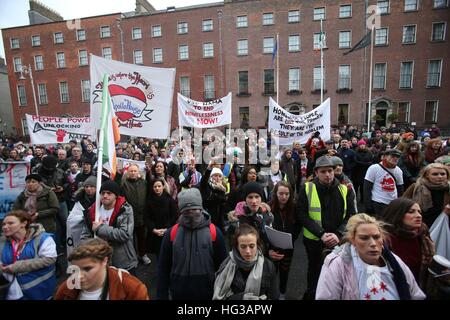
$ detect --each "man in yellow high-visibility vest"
[297,155,356,300]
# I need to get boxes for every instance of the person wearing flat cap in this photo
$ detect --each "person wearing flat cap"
[297,155,356,300]
[156,188,227,300]
[80,180,138,273]
[364,148,404,218]
[13,174,59,234]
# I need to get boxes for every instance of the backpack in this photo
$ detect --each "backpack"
[170,223,217,242]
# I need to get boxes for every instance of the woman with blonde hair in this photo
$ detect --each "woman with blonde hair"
[316,213,425,300]
[55,238,149,300]
[403,163,450,227]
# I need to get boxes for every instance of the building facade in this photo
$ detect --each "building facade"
[2,0,449,137]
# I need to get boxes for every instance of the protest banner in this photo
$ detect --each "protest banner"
[90,55,176,139]
[268,97,331,145]
[117,157,146,174]
[177,93,232,128]
[0,162,30,220]
[26,114,95,144]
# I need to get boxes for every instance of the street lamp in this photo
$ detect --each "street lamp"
[19,64,39,116]
[116,18,125,62]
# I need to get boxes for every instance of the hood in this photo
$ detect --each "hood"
[25,223,46,243]
[178,209,211,230]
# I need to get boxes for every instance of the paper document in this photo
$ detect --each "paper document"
[265,226,293,249]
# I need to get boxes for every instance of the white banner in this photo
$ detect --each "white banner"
[26,114,95,144]
[0,162,30,220]
[177,93,232,128]
[117,157,146,173]
[268,98,331,145]
[90,55,176,139]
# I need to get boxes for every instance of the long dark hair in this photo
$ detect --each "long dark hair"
[270,181,296,224]
[383,197,418,234]
[240,165,257,186]
[151,160,168,178]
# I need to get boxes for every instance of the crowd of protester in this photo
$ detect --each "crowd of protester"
[0,122,449,300]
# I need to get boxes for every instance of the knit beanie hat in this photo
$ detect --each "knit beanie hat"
[210,167,223,177]
[243,181,264,199]
[83,176,97,188]
[99,180,120,197]
[42,155,57,170]
[178,188,203,213]
[357,139,366,146]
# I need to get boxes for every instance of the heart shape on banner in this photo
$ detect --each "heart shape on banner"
[108,84,148,121]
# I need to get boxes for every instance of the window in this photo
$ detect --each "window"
[59,82,69,103]
[264,69,275,94]
[402,25,416,44]
[17,85,27,106]
[313,7,325,20]
[425,101,438,123]
[178,45,189,60]
[102,47,112,60]
[434,0,448,8]
[398,102,411,122]
[288,10,300,23]
[152,25,162,37]
[289,35,300,52]
[34,55,44,70]
[203,43,214,58]
[263,37,275,54]
[153,48,163,63]
[238,71,249,95]
[56,52,66,68]
[77,29,86,41]
[427,59,442,87]
[202,19,213,31]
[132,28,142,40]
[180,76,190,97]
[339,4,352,18]
[100,26,111,38]
[432,22,446,41]
[263,13,274,25]
[374,63,387,89]
[239,107,249,128]
[289,68,300,91]
[31,35,40,46]
[377,0,390,14]
[339,31,351,48]
[237,39,248,55]
[178,22,188,34]
[10,38,20,49]
[313,32,327,49]
[313,66,325,90]
[375,28,388,45]
[338,65,351,89]
[81,80,90,102]
[338,104,349,124]
[54,32,64,44]
[236,15,248,28]
[37,83,47,105]
[78,50,88,66]
[133,50,143,65]
[22,118,29,136]
[404,0,418,11]
[204,75,215,100]
[400,61,414,88]
[13,57,22,72]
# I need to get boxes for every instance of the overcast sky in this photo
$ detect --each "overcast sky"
[0,0,222,60]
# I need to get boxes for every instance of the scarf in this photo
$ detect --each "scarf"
[213,248,265,300]
[185,168,199,187]
[23,184,44,214]
[178,211,205,229]
[412,177,450,212]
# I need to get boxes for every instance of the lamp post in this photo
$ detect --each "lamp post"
[19,64,39,116]
[116,18,125,62]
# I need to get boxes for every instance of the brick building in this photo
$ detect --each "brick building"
[2,0,449,137]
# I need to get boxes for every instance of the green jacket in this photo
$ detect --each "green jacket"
[14,185,59,233]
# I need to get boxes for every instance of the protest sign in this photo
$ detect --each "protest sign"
[177,93,232,128]
[0,162,30,220]
[268,97,331,145]
[26,114,95,144]
[90,55,176,139]
[117,157,146,174]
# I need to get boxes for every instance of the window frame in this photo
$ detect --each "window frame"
[100,26,111,38]
[339,30,352,49]
[313,7,326,21]
[132,27,142,40]
[288,10,300,23]
[402,25,417,44]
[10,38,20,49]
[237,39,249,56]
[262,12,274,26]
[431,22,446,41]
[373,62,387,90]
[202,19,213,32]
[236,15,248,28]
[76,29,86,41]
[288,35,301,52]
[424,100,439,123]
[133,50,143,65]
[178,44,189,60]
[426,59,443,87]
[56,52,66,68]
[34,55,44,71]
[338,65,351,90]
[54,32,64,44]
[399,61,414,89]
[153,48,163,63]
[339,4,352,18]
[152,25,162,38]
[203,42,214,58]
[37,83,48,105]
[81,80,90,103]
[177,22,188,34]
[59,81,70,103]
[78,49,88,66]
[31,35,40,47]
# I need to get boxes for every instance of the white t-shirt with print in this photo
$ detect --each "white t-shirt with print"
[99,206,114,225]
[364,164,403,205]
[78,288,109,300]
[351,246,400,300]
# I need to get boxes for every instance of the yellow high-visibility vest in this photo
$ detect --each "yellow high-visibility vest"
[303,182,348,241]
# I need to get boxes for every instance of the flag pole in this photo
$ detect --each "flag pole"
[95,74,109,223]
[320,19,324,104]
[367,25,375,132]
[276,33,279,104]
